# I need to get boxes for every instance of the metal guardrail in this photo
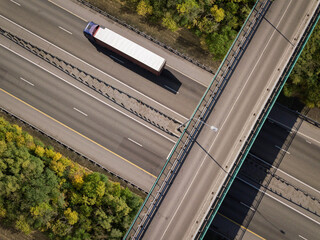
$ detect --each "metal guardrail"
[124,0,271,239]
[0,27,180,136]
[275,103,320,128]
[196,2,320,239]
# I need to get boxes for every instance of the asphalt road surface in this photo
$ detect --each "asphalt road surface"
[142,0,320,239]
[0,0,212,191]
[0,43,173,188]
[0,0,212,119]
[206,104,320,240]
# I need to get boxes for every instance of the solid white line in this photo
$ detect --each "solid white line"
[0,44,176,144]
[128,138,142,147]
[164,85,179,94]
[166,144,175,159]
[58,26,72,35]
[166,64,209,88]
[299,235,308,240]
[240,202,255,211]
[162,3,294,237]
[110,55,124,63]
[20,77,34,86]
[0,14,188,121]
[73,107,87,117]
[249,153,320,196]
[49,0,209,87]
[237,177,320,226]
[268,117,320,146]
[47,0,88,22]
[10,0,20,6]
[275,145,290,154]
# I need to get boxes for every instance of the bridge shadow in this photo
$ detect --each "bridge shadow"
[203,102,305,240]
[88,39,181,94]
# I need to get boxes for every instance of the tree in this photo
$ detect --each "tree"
[64,208,79,225]
[284,23,320,107]
[210,5,225,23]
[15,215,32,235]
[137,0,153,17]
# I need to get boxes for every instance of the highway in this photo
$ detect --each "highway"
[0,0,212,118]
[0,43,175,187]
[141,0,320,239]
[206,104,320,240]
[0,0,213,191]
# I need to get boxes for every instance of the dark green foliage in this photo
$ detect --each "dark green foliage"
[125,0,256,59]
[284,23,320,108]
[0,118,143,239]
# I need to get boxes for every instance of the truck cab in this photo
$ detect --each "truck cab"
[83,21,99,41]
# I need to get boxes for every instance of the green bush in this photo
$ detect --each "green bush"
[0,117,143,239]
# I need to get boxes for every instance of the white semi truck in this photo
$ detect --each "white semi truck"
[84,21,166,76]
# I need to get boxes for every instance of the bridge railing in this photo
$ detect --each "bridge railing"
[124,0,271,239]
[195,2,320,239]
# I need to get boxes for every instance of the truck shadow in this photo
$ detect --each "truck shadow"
[89,40,182,94]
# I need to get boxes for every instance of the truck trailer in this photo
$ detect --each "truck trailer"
[83,21,166,76]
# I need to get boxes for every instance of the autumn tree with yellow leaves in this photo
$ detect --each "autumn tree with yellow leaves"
[0,117,143,239]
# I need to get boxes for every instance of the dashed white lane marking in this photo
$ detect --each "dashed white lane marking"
[20,77,34,86]
[1,44,176,143]
[73,107,88,117]
[240,201,255,211]
[58,26,72,35]
[275,145,290,154]
[10,0,21,6]
[47,0,88,22]
[164,85,179,94]
[299,235,308,240]
[238,177,320,226]
[128,138,142,147]
[110,55,124,63]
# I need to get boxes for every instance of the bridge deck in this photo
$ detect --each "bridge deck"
[128,0,319,239]
[141,0,319,239]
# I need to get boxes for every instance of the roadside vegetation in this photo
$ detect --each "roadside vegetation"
[284,23,320,108]
[85,0,255,68]
[0,117,143,239]
[85,0,319,112]
[123,0,255,60]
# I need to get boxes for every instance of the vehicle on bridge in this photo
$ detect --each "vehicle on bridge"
[83,21,166,76]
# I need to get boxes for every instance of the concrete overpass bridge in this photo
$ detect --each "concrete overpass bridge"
[124,0,320,239]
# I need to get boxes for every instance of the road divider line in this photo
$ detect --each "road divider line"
[20,77,34,86]
[128,138,142,147]
[47,0,88,22]
[240,201,255,211]
[0,87,157,179]
[0,14,188,121]
[110,55,124,63]
[250,153,320,196]
[164,85,179,94]
[10,0,20,6]
[306,140,312,144]
[73,107,88,117]
[47,1,210,87]
[275,145,290,154]
[268,117,320,146]
[237,177,320,226]
[0,44,175,143]
[58,26,72,35]
[299,235,308,240]
[217,212,266,240]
